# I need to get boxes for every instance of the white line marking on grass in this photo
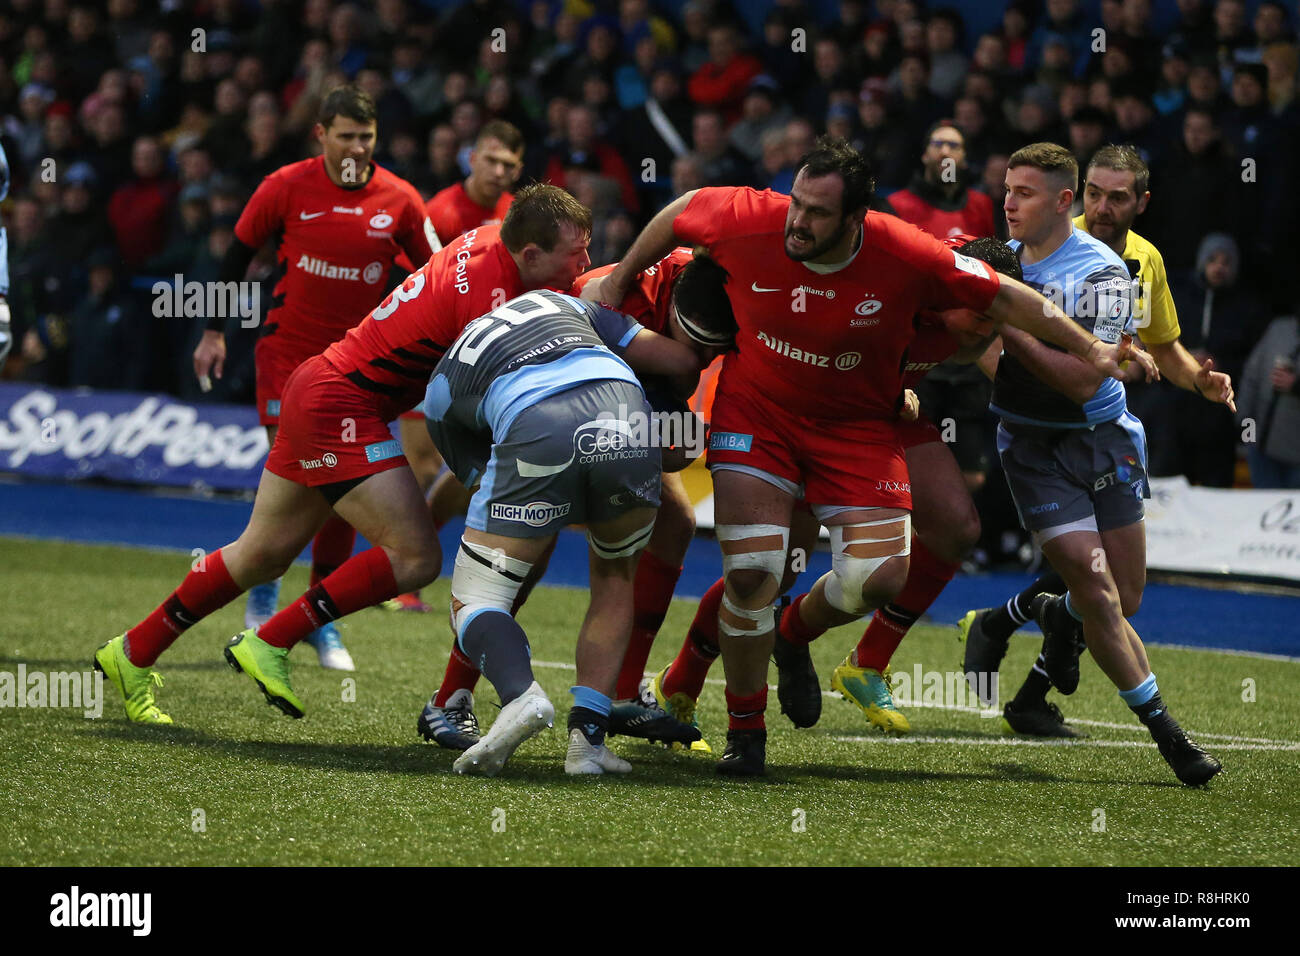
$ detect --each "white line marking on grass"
[530,659,1300,749]
[829,735,1300,752]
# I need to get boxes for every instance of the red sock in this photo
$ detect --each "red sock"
[726,686,767,731]
[126,548,242,666]
[615,550,682,699]
[661,577,724,700]
[435,641,481,705]
[779,593,826,646]
[259,547,398,648]
[853,537,957,670]
[310,515,356,586]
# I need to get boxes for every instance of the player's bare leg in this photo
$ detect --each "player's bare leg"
[381,415,445,613]
[835,440,979,730]
[710,468,795,775]
[225,465,441,716]
[98,467,332,722]
[1037,526,1220,784]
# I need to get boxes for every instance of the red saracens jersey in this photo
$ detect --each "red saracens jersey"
[572,247,693,333]
[323,225,529,422]
[235,156,436,357]
[672,187,1001,421]
[426,181,514,248]
[902,235,991,388]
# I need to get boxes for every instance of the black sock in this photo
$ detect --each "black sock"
[568,706,609,746]
[1131,692,1175,734]
[984,571,1067,641]
[1012,656,1053,707]
[458,609,534,705]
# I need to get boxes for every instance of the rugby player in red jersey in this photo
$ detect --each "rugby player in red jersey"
[650,237,1022,745]
[583,137,1152,775]
[417,247,737,751]
[191,87,437,670]
[390,121,527,614]
[94,185,593,724]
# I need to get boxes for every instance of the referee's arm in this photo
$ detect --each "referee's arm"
[1136,255,1236,410]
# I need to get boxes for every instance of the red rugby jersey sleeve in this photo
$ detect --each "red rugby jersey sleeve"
[672,187,746,247]
[398,185,438,264]
[902,224,1001,314]
[234,171,287,248]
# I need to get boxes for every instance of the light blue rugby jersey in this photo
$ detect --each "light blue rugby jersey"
[991,226,1136,427]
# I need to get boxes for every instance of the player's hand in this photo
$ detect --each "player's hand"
[579,274,626,309]
[1194,357,1236,412]
[900,388,920,422]
[193,329,226,392]
[1091,337,1158,383]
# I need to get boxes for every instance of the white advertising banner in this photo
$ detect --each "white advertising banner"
[1146,477,1300,582]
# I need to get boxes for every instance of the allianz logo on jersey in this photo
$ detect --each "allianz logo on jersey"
[334,205,364,215]
[756,330,861,370]
[490,500,571,527]
[296,254,385,285]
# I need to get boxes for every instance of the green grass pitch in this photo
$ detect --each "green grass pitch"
[1,536,1297,866]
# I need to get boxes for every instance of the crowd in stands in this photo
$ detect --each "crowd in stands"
[1,0,1299,520]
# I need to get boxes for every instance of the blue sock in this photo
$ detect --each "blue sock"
[1063,591,1083,622]
[245,578,282,628]
[569,685,612,745]
[1118,673,1158,708]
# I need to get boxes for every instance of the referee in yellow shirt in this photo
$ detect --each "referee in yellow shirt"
[961,145,1238,737]
[1075,145,1235,407]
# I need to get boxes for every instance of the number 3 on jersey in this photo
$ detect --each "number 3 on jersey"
[372,273,426,321]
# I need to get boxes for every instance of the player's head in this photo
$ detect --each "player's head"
[1082,144,1150,247]
[786,135,874,263]
[937,235,1023,333]
[501,183,593,290]
[921,120,966,184]
[467,120,525,203]
[315,86,378,184]
[669,251,738,361]
[956,235,1023,282]
[1004,142,1077,244]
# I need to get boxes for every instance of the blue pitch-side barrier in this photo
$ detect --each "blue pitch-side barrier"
[1,478,1296,659]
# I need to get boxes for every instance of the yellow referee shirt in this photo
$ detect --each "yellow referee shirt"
[1073,213,1180,345]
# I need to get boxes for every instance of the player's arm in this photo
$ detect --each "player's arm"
[192,237,258,389]
[1145,338,1236,411]
[984,274,1158,383]
[582,191,701,308]
[998,324,1108,405]
[622,328,705,397]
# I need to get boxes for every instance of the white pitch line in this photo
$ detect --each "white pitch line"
[829,735,1300,752]
[529,659,1300,748]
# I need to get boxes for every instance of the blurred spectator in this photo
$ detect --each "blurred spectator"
[1000,2,1033,73]
[852,81,912,192]
[1211,0,1255,85]
[893,52,949,149]
[107,136,178,269]
[926,9,970,100]
[1145,106,1239,273]
[543,102,639,215]
[767,116,816,194]
[1027,0,1093,76]
[687,21,762,120]
[728,75,789,163]
[67,247,145,390]
[760,10,807,90]
[1149,233,1270,485]
[691,108,752,187]
[625,60,691,212]
[671,153,705,197]
[802,36,852,121]
[417,123,462,198]
[1238,315,1300,488]
[145,182,212,277]
[47,163,112,268]
[1066,105,1109,170]
[888,121,994,238]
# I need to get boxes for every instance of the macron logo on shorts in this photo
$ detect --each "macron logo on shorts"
[363,440,403,463]
[709,431,753,452]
